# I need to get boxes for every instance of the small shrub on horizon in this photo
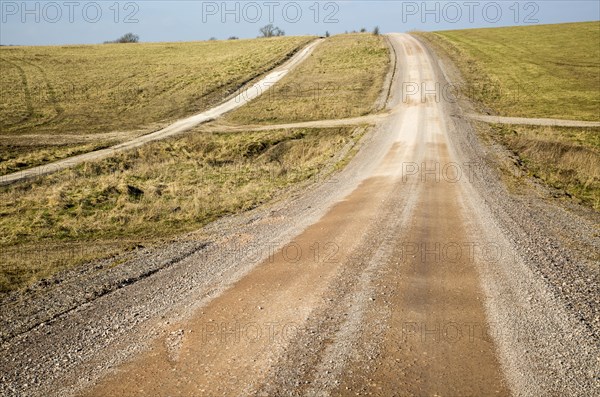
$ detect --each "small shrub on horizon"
[104,32,139,44]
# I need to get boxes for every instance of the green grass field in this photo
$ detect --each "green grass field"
[415,22,600,210]
[0,37,312,174]
[416,21,600,121]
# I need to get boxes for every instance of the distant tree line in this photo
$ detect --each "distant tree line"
[340,27,381,36]
[102,25,380,45]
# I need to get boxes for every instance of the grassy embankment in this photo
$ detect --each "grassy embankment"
[0,36,312,175]
[415,22,600,209]
[0,33,389,293]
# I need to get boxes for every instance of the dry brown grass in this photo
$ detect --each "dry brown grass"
[0,140,115,175]
[222,33,389,125]
[490,124,600,209]
[0,125,366,293]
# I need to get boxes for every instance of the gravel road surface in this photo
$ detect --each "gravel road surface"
[1,33,597,397]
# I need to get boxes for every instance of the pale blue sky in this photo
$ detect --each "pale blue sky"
[1,1,599,45]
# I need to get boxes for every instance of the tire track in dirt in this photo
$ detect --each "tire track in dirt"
[0,58,34,126]
[18,58,65,124]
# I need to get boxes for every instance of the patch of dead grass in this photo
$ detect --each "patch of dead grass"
[490,124,599,209]
[0,126,365,293]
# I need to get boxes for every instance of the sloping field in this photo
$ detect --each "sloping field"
[222,33,389,124]
[415,22,600,209]
[417,21,599,121]
[0,37,312,173]
[2,26,599,397]
[0,37,312,135]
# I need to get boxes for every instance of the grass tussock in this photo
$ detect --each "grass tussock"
[223,33,390,125]
[414,22,600,121]
[0,126,363,293]
[491,124,600,209]
[0,140,115,175]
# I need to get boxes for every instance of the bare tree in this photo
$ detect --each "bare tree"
[105,33,139,44]
[259,24,285,38]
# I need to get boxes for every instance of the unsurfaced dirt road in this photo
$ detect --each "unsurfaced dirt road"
[2,34,597,397]
[73,34,597,396]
